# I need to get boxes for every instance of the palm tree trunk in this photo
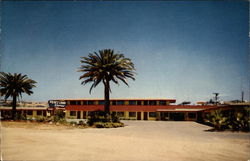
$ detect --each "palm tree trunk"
[12,95,17,120]
[104,80,110,114]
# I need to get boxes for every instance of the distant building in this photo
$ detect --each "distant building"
[49,98,217,121]
[0,100,50,119]
[1,99,248,121]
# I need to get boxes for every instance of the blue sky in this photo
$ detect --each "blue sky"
[1,1,249,104]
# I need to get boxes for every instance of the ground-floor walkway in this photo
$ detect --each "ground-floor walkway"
[2,121,250,161]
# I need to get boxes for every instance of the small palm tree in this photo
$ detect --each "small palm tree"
[0,72,37,119]
[206,109,229,131]
[78,49,136,114]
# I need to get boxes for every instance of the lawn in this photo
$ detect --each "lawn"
[1,121,249,161]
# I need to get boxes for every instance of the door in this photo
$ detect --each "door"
[77,111,81,119]
[83,111,86,119]
[143,112,148,120]
[137,112,141,120]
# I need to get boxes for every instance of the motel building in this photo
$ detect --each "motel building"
[48,99,217,121]
[0,100,51,119]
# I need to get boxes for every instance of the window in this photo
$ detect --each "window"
[76,101,81,105]
[149,112,156,117]
[83,101,87,105]
[112,101,117,105]
[70,101,76,105]
[159,100,166,105]
[87,101,94,105]
[88,111,93,116]
[117,100,124,105]
[27,110,33,115]
[98,101,105,105]
[37,111,42,115]
[117,112,124,117]
[188,113,196,119]
[129,100,136,105]
[70,111,76,116]
[129,112,136,117]
[137,101,142,105]
[143,101,148,105]
[149,101,157,105]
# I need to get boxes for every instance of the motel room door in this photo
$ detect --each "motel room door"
[137,112,141,120]
[77,111,81,119]
[143,112,148,120]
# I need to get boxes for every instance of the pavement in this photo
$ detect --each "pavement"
[1,120,250,161]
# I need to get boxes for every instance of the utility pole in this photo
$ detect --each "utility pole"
[213,93,219,105]
[241,91,244,102]
[240,76,244,102]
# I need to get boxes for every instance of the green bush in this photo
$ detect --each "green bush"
[44,116,53,122]
[70,121,77,125]
[87,111,109,126]
[78,120,87,126]
[227,108,250,131]
[86,110,124,128]
[35,116,45,122]
[111,113,120,123]
[2,114,12,120]
[112,122,124,128]
[15,113,27,121]
[94,122,124,128]
[205,110,229,131]
[58,118,67,124]
[87,111,122,126]
[206,107,250,132]
[52,110,65,123]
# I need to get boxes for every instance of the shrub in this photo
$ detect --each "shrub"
[55,110,65,118]
[35,116,45,122]
[53,110,65,123]
[15,113,27,121]
[2,114,12,120]
[111,113,120,123]
[87,111,110,126]
[94,122,106,128]
[44,116,53,122]
[206,107,250,132]
[86,111,124,128]
[112,122,124,128]
[228,108,250,131]
[70,121,77,125]
[58,118,67,124]
[205,110,229,131]
[94,122,124,128]
[78,120,87,126]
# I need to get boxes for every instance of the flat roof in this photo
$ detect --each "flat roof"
[223,102,250,106]
[50,98,176,102]
[0,106,47,110]
[157,109,204,112]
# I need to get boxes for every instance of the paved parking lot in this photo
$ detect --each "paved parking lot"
[2,121,250,161]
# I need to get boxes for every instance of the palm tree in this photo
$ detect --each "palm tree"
[0,72,37,119]
[78,49,136,114]
[205,109,229,131]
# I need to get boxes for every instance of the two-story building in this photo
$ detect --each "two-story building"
[49,98,217,121]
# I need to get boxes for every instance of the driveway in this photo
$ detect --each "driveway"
[2,121,250,161]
